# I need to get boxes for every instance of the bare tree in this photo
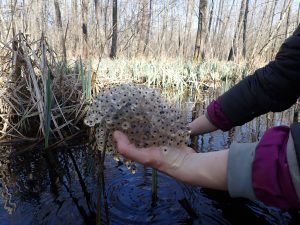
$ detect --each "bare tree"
[81,0,89,59]
[136,0,148,56]
[259,0,293,57]
[248,2,272,62]
[144,0,152,55]
[268,0,291,59]
[103,0,109,40]
[213,0,224,39]
[72,0,79,57]
[93,0,104,56]
[228,0,247,61]
[40,0,47,34]
[158,2,169,55]
[193,0,208,61]
[285,2,292,38]
[268,0,279,36]
[1,0,299,61]
[208,0,214,33]
[94,0,100,23]
[216,0,235,59]
[110,0,118,58]
[242,0,250,59]
[183,0,194,57]
[54,0,67,61]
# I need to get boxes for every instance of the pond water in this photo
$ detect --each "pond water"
[0,113,300,225]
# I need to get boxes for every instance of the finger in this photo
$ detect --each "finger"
[113,131,158,165]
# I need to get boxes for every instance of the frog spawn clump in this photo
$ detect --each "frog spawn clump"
[84,83,190,173]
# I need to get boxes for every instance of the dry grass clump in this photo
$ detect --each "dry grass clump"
[0,34,250,143]
[0,33,88,143]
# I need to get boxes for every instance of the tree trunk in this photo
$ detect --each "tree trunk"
[81,0,89,59]
[270,0,290,58]
[264,0,278,60]
[54,0,67,61]
[216,0,235,59]
[213,0,224,38]
[285,3,291,38]
[183,0,194,57]
[158,3,169,56]
[72,0,79,57]
[208,0,214,33]
[193,0,208,61]
[248,2,271,62]
[228,0,247,61]
[167,8,175,54]
[206,0,215,58]
[136,0,148,56]
[94,0,100,25]
[94,0,104,56]
[268,0,279,35]
[94,0,100,42]
[110,0,118,58]
[242,0,250,59]
[248,0,257,32]
[104,0,109,40]
[144,0,152,55]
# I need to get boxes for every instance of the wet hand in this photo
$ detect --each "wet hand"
[113,130,228,190]
[113,130,195,174]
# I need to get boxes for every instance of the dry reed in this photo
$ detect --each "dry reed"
[0,34,250,142]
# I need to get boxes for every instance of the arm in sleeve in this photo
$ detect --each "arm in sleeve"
[218,26,300,127]
[227,125,300,210]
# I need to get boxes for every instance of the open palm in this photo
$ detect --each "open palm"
[113,130,195,170]
[113,131,228,190]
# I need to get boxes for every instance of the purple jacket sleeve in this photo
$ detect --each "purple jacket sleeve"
[228,125,300,210]
[252,126,300,209]
[206,100,233,131]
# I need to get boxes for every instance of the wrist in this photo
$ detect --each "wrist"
[188,114,217,136]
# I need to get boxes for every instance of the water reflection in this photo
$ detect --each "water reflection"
[0,141,97,225]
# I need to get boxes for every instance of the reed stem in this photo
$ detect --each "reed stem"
[151,168,158,205]
[44,68,52,148]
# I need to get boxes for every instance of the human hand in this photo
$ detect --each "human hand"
[113,130,228,190]
[113,130,195,172]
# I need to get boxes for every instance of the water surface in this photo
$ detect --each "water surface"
[0,119,299,225]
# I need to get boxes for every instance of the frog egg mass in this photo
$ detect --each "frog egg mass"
[84,83,190,171]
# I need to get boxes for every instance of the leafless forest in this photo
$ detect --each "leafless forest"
[0,2,299,219]
[0,0,299,62]
[0,0,299,141]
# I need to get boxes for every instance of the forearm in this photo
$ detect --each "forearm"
[158,146,228,190]
[188,114,217,136]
